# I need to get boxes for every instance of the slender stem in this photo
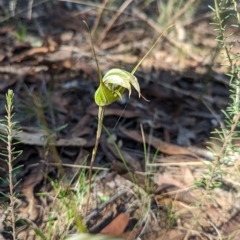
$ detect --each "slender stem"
[131,24,174,75]
[83,21,103,82]
[84,106,105,217]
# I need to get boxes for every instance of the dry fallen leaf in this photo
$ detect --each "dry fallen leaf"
[10,46,49,63]
[222,211,240,239]
[106,135,143,172]
[88,107,141,118]
[156,229,185,240]
[44,49,72,62]
[119,126,200,159]
[118,227,142,240]
[0,124,87,146]
[156,175,185,188]
[66,233,124,240]
[181,166,195,185]
[100,213,129,236]
[70,115,92,137]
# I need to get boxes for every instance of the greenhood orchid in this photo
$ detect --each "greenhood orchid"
[84,21,173,218]
[94,68,141,107]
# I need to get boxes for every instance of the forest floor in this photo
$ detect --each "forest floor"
[0,1,240,239]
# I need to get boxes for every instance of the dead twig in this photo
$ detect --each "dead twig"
[91,0,109,37]
[97,0,134,46]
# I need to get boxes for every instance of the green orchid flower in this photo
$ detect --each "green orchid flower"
[95,68,141,107]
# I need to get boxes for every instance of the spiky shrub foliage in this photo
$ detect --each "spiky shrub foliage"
[204,0,240,191]
[0,89,22,240]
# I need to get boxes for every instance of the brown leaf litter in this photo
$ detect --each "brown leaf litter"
[0,1,240,239]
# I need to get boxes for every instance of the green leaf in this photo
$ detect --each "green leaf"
[33,228,47,240]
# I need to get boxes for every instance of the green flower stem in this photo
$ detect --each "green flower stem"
[131,24,174,75]
[84,106,105,218]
